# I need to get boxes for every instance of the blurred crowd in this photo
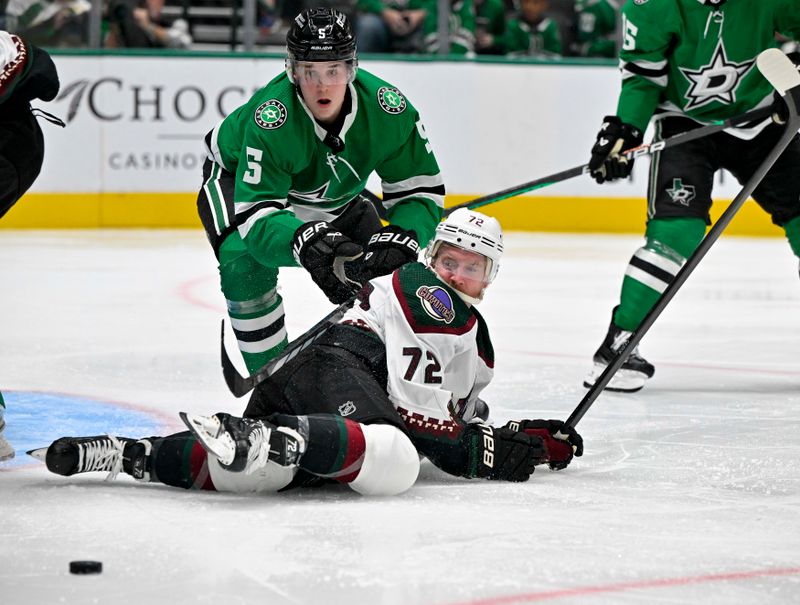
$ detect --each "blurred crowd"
[0,0,620,57]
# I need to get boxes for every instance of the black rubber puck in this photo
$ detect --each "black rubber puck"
[69,560,102,574]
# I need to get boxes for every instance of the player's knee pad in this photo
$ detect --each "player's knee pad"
[348,424,419,497]
[645,217,706,259]
[208,457,296,493]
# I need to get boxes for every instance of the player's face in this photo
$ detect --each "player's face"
[432,243,489,300]
[295,61,351,124]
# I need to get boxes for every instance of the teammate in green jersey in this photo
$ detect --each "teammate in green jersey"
[584,0,800,392]
[197,8,444,374]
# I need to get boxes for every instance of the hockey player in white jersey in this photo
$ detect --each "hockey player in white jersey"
[30,210,583,496]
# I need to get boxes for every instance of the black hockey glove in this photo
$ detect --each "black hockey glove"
[504,419,584,471]
[588,116,643,184]
[359,225,420,282]
[292,221,364,304]
[468,424,546,482]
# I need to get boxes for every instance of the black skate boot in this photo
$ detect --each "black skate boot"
[180,412,305,473]
[27,435,153,481]
[583,312,655,393]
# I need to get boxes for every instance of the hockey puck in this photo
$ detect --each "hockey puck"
[69,560,102,575]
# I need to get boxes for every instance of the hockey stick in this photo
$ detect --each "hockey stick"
[564,49,800,429]
[445,104,775,215]
[221,298,352,397]
[361,104,772,219]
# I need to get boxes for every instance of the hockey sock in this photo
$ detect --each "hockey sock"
[219,251,289,374]
[147,432,216,490]
[614,217,706,330]
[269,413,366,483]
[783,215,800,258]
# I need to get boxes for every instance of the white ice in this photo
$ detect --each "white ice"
[1,229,799,605]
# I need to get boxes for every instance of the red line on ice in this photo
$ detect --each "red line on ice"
[448,566,800,605]
[176,275,225,313]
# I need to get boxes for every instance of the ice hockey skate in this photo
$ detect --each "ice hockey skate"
[583,319,655,393]
[27,435,152,480]
[180,412,305,474]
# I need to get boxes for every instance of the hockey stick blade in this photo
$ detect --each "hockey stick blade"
[221,299,354,397]
[757,48,800,98]
[565,49,800,429]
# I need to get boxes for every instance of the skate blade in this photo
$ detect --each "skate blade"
[583,365,648,393]
[179,412,235,465]
[26,447,47,462]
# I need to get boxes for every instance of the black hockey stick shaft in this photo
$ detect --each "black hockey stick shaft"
[359,106,772,219]
[565,53,800,429]
[446,104,774,215]
[221,298,352,397]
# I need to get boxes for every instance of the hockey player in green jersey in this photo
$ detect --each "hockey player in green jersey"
[585,0,800,392]
[30,210,584,496]
[197,8,444,374]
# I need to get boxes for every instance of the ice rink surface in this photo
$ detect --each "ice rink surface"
[1,228,798,605]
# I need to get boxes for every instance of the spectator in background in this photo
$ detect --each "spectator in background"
[474,0,505,55]
[105,0,191,48]
[570,0,617,58]
[420,0,475,55]
[503,0,561,58]
[4,0,90,47]
[355,0,427,53]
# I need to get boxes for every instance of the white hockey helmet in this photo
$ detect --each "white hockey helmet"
[425,208,504,300]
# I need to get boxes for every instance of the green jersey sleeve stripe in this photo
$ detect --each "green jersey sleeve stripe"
[621,60,669,87]
[382,185,446,205]
[236,205,285,239]
[381,173,444,194]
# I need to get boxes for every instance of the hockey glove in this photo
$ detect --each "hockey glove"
[468,424,546,482]
[359,225,420,282]
[293,221,364,304]
[588,116,643,184]
[504,419,584,471]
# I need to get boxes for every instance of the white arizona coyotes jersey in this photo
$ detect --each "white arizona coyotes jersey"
[341,262,494,433]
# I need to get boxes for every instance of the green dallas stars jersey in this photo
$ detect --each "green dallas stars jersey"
[617,0,800,136]
[204,68,444,267]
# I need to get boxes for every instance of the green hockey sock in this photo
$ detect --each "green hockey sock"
[614,218,706,330]
[783,215,800,258]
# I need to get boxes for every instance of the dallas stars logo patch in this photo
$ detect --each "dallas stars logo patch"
[666,178,696,207]
[679,39,754,111]
[254,99,287,130]
[377,86,406,114]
